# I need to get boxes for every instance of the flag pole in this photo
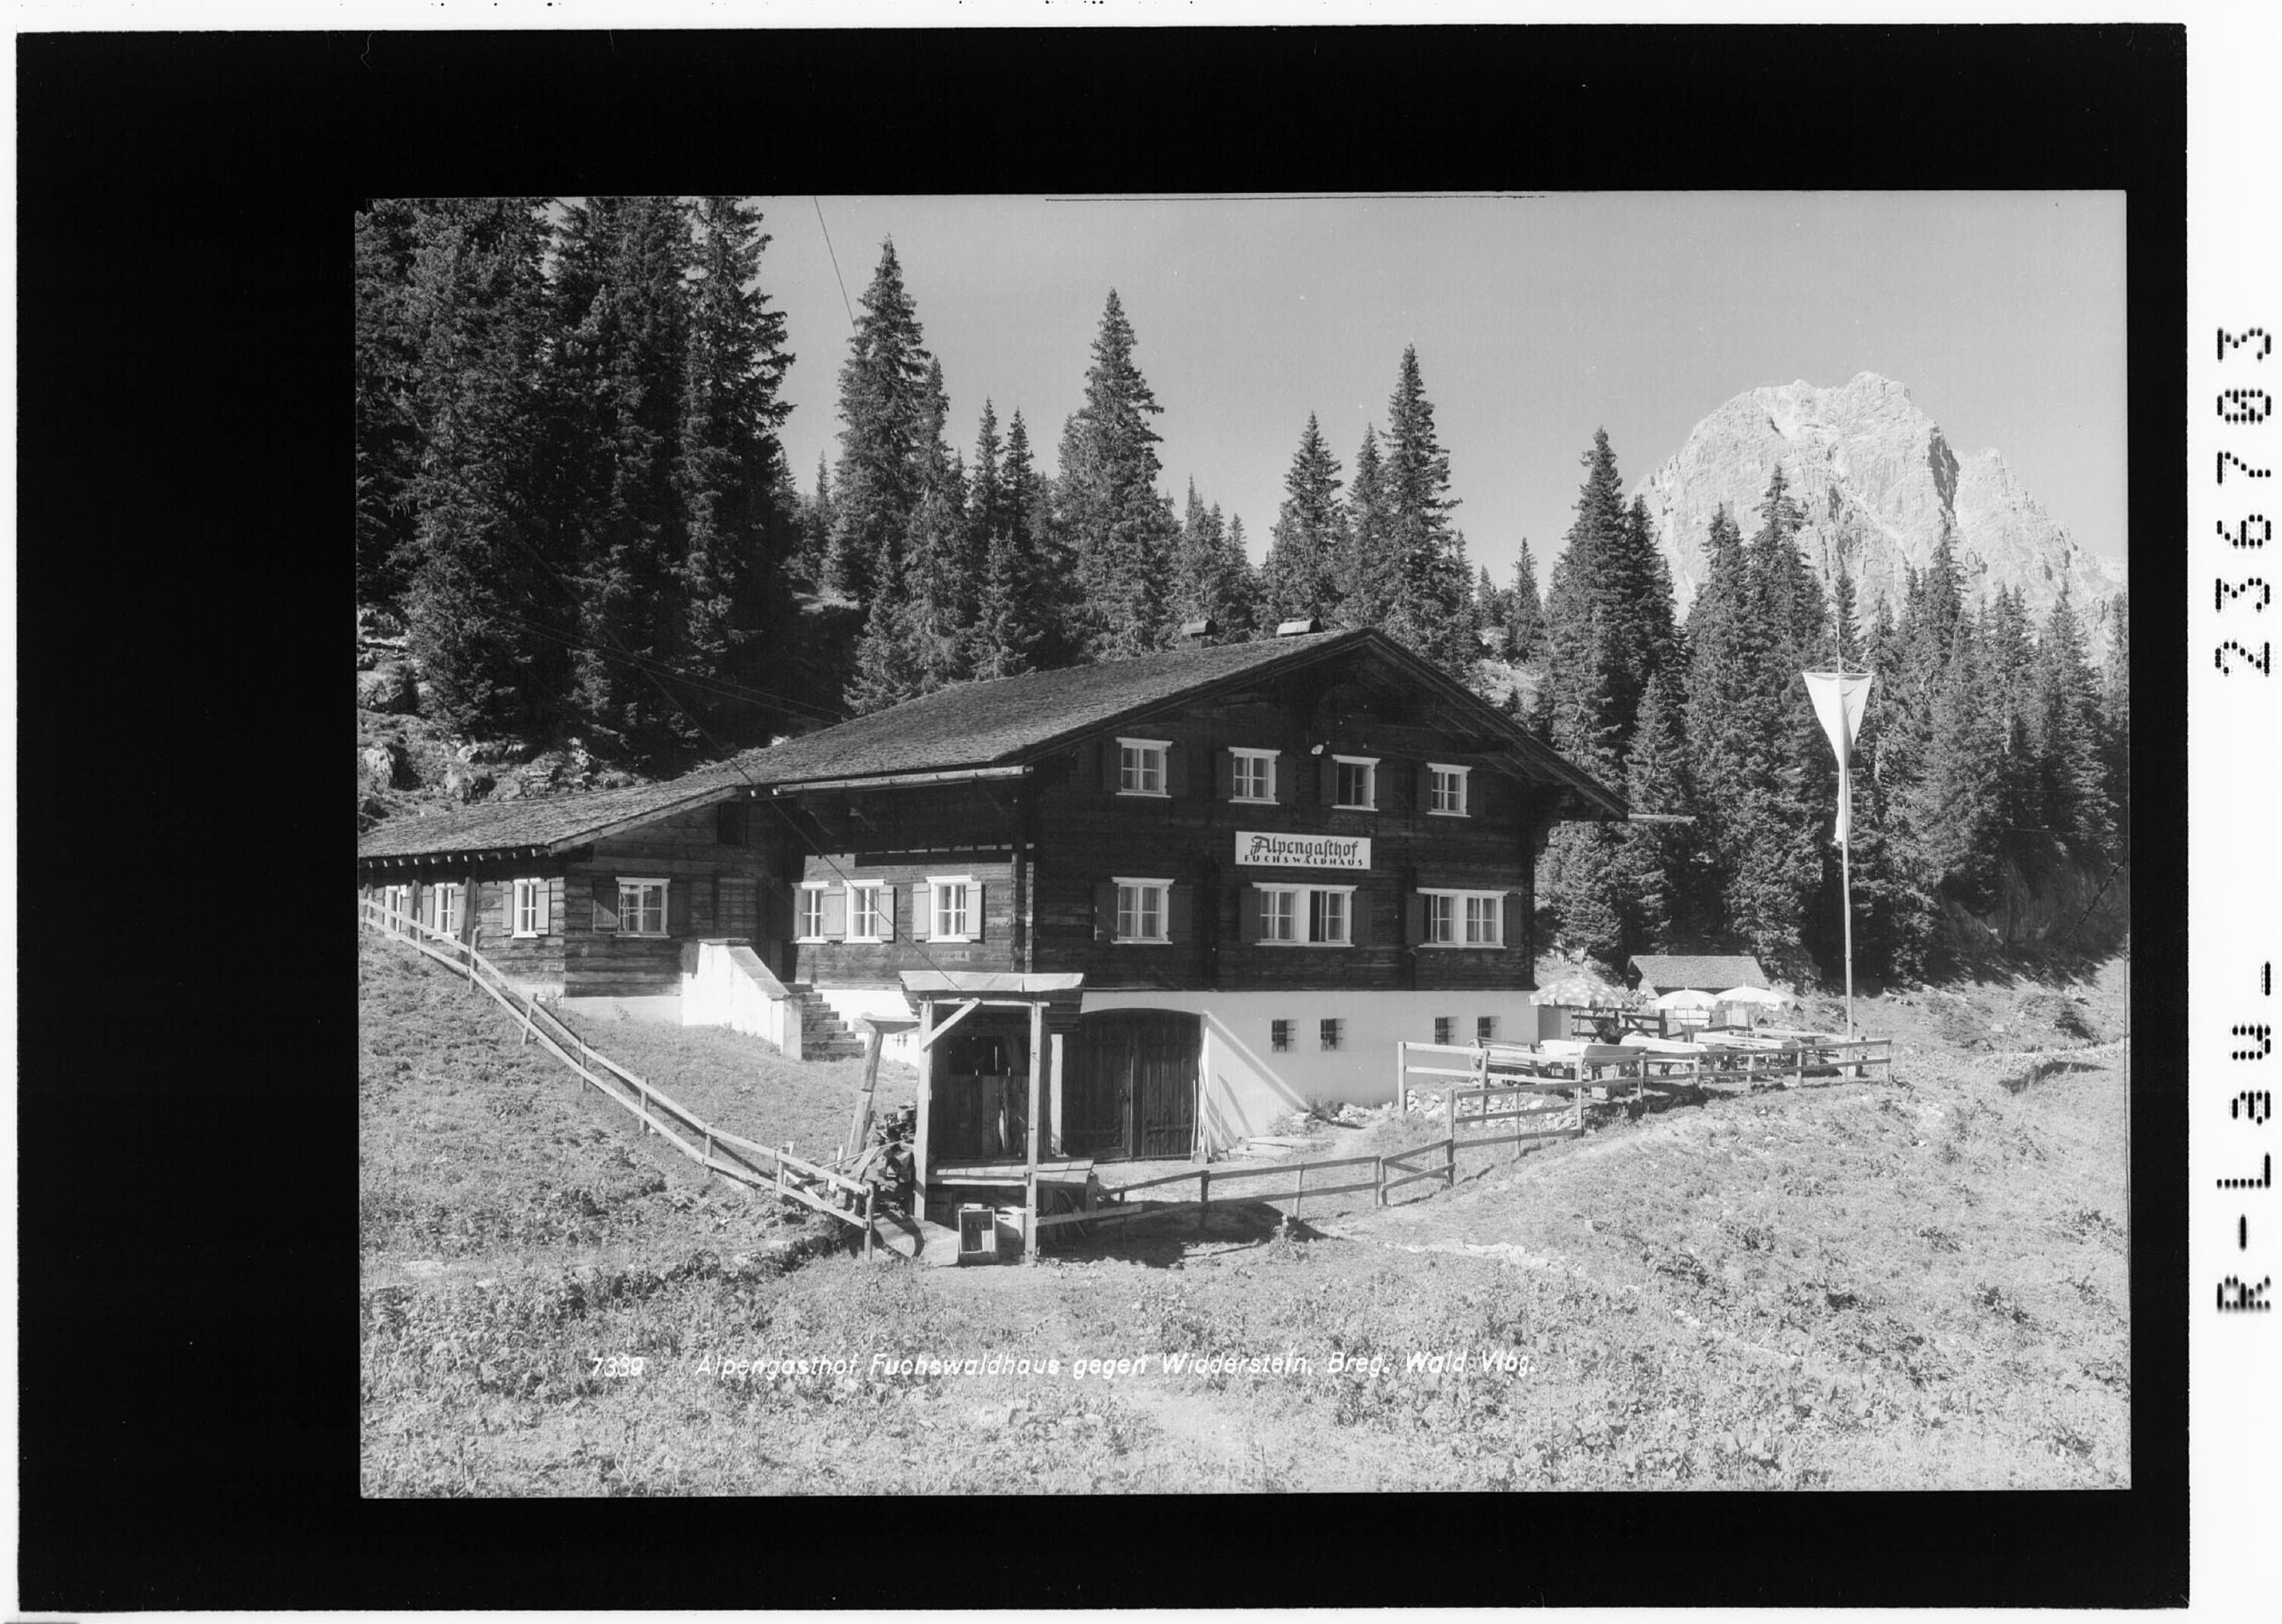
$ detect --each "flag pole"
[1836,624,1855,1044]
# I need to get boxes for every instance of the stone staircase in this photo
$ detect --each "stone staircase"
[788,984,870,1061]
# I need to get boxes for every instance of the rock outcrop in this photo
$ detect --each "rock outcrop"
[1634,372,2125,637]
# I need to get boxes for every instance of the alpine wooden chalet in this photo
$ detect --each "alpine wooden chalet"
[356,626,1626,1160]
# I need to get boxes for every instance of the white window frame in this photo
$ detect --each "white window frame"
[432,882,465,939]
[380,884,414,931]
[1422,892,1457,944]
[618,878,669,939]
[1254,882,1356,947]
[1319,1017,1344,1052]
[796,881,833,943]
[1333,754,1379,811]
[847,883,888,944]
[1427,762,1472,817]
[1112,877,1173,945]
[1117,737,1171,797]
[927,874,978,942]
[1434,1015,1455,1046]
[1229,748,1278,803]
[1419,888,1505,948]
[512,877,548,938]
[1270,1019,1294,1054]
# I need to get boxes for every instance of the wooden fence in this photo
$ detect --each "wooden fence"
[1032,1030,1893,1242]
[358,898,886,1256]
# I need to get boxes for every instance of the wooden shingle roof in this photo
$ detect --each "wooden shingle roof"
[1626,954,1770,993]
[358,629,1625,863]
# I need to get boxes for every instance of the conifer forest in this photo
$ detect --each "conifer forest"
[357,196,2131,987]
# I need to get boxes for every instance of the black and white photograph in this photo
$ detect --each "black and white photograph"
[354,188,2134,1496]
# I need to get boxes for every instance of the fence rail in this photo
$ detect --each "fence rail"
[358,898,882,1254]
[1044,1028,1897,1241]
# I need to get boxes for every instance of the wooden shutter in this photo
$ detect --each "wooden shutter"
[1216,749,1236,800]
[668,881,689,934]
[1099,740,1121,793]
[822,888,848,939]
[1505,891,1524,948]
[878,885,898,942]
[914,882,933,941]
[1405,891,1426,945]
[1349,888,1371,947]
[535,879,551,936]
[1240,886,1264,944]
[969,883,985,941]
[1319,756,1339,805]
[1167,883,1193,943]
[1275,755,1297,805]
[1414,762,1433,812]
[1166,742,1190,798]
[591,876,618,933]
[419,884,436,931]
[1093,882,1117,942]
[1365,763,1381,810]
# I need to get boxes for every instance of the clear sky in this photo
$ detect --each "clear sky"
[752,192,2127,588]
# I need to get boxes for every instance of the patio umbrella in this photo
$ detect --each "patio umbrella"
[1717,986,1796,1008]
[1537,974,1632,1007]
[1651,987,1720,1011]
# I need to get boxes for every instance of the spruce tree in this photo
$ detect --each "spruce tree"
[1173,485,1263,644]
[1055,290,1179,659]
[672,195,796,740]
[1612,663,1702,952]
[1506,538,1544,663]
[397,197,564,736]
[2099,593,2131,853]
[2031,588,2116,857]
[1378,346,1473,675]
[354,198,424,609]
[1261,413,1346,624]
[827,240,935,605]
[1336,427,1397,626]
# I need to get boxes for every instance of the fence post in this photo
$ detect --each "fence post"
[1293,1159,1305,1224]
[1376,1155,1386,1207]
[703,1130,714,1187]
[1197,1168,1210,1233]
[1445,1088,1457,1185]
[1394,1042,1407,1111]
[864,1185,876,1262]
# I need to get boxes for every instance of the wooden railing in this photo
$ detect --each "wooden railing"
[1035,1030,1895,1241]
[358,898,885,1256]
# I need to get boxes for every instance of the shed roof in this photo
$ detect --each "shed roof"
[1626,954,1771,993]
[358,628,1625,863]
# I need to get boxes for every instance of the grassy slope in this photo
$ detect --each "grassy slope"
[361,934,2129,1495]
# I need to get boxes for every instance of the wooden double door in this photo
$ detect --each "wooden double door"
[1064,1009,1201,1162]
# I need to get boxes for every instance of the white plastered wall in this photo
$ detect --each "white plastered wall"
[1079,987,1539,1155]
[809,985,924,1070]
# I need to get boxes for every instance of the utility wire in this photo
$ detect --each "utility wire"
[813,196,856,332]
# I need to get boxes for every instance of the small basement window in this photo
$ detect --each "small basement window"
[1434,1015,1454,1046]
[1270,1019,1294,1054]
[618,879,668,938]
[1477,1015,1499,1044]
[1320,1018,1343,1052]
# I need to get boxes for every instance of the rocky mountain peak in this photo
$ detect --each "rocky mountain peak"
[1633,373,2122,640]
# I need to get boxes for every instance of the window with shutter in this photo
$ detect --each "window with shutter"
[618,879,669,937]
[1111,879,1173,943]
[1333,755,1378,809]
[926,876,978,942]
[592,876,619,933]
[1229,748,1276,802]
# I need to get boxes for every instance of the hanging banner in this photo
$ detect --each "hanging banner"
[1801,669,1874,845]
